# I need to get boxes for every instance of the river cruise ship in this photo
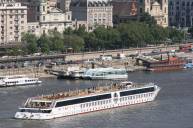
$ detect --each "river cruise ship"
[0,75,42,87]
[15,81,160,120]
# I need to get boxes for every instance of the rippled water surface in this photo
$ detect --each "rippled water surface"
[0,70,193,128]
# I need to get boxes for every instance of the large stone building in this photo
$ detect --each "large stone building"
[144,0,168,27]
[70,0,113,31]
[169,0,193,28]
[17,0,72,35]
[112,0,138,24]
[112,0,168,27]
[0,0,27,44]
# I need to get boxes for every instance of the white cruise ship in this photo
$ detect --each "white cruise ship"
[15,81,160,120]
[0,75,42,87]
[82,68,128,80]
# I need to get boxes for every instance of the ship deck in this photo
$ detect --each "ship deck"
[31,82,149,102]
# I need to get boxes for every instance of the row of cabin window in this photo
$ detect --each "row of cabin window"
[6,81,19,84]
[81,99,111,108]
[25,80,36,82]
[55,94,111,107]
[120,93,153,102]
[67,93,154,109]
[80,92,153,108]
[120,87,155,97]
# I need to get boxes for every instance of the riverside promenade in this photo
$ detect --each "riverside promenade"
[64,45,178,61]
[0,44,186,78]
[0,44,179,63]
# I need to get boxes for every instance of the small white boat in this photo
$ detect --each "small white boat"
[0,75,42,87]
[69,68,87,79]
[82,68,128,80]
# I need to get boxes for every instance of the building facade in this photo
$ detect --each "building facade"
[112,0,168,27]
[71,0,113,31]
[144,0,168,27]
[112,0,138,24]
[169,0,193,28]
[16,0,72,36]
[0,0,27,44]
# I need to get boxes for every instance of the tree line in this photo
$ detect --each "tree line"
[10,13,184,55]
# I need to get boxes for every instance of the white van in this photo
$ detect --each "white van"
[117,53,126,59]
[100,55,112,61]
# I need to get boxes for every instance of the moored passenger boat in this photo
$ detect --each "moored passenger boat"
[15,81,160,120]
[0,75,42,87]
[82,68,128,80]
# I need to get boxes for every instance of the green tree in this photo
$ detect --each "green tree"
[74,26,87,37]
[188,27,193,38]
[21,33,38,54]
[63,35,85,52]
[169,28,184,43]
[140,12,157,25]
[37,34,51,53]
[84,33,98,51]
[48,30,64,51]
[63,27,74,35]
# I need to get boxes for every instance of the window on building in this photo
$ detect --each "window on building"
[187,2,190,7]
[68,15,70,20]
[182,2,185,6]
[43,16,45,21]
[89,27,92,31]
[43,6,45,12]
[94,19,97,23]
[103,19,106,23]
[10,15,12,18]
[147,8,149,13]
[21,15,24,18]
[140,8,143,13]
[37,6,40,12]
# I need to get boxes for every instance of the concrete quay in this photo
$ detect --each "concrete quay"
[0,67,55,78]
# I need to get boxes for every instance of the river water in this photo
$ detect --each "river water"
[0,70,193,128]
